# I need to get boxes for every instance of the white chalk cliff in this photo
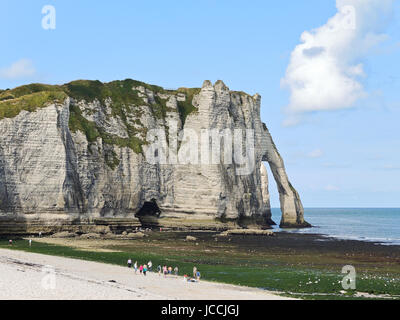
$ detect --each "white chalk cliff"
[0,79,309,234]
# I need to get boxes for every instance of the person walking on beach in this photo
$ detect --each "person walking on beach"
[143,264,147,276]
[139,265,143,274]
[28,239,32,247]
[8,240,12,246]
[196,270,201,281]
[163,265,168,277]
[134,261,138,274]
[127,258,132,268]
[157,265,162,276]
[168,266,172,274]
[174,266,179,276]
[193,266,197,278]
[148,261,152,272]
[39,231,42,238]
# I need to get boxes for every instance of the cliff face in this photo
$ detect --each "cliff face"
[0,79,309,234]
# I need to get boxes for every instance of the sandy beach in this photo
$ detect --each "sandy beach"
[0,248,292,300]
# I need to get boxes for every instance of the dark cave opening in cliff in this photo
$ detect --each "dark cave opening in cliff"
[136,199,161,217]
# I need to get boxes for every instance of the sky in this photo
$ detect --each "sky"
[1,0,399,208]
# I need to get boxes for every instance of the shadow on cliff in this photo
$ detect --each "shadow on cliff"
[0,145,29,237]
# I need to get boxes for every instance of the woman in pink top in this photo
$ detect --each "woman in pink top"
[139,265,143,274]
[163,265,167,277]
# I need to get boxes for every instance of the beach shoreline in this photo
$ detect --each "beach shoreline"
[0,248,293,300]
[1,231,399,300]
[270,207,400,246]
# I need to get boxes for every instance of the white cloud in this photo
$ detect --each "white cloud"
[323,162,351,168]
[307,149,324,158]
[381,164,400,170]
[324,185,341,191]
[281,0,394,123]
[282,115,302,127]
[0,59,36,79]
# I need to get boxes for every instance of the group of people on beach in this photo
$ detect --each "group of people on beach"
[126,258,201,282]
[158,265,179,277]
[127,259,153,276]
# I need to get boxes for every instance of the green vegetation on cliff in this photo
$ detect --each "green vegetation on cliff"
[68,103,100,142]
[175,87,201,125]
[68,102,144,157]
[0,83,63,101]
[0,79,201,168]
[0,90,67,119]
[63,79,161,111]
[0,79,200,123]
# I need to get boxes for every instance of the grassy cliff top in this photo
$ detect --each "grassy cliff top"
[0,80,202,166]
[0,79,257,123]
[0,79,201,121]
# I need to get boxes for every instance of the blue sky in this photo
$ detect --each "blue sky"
[1,0,399,207]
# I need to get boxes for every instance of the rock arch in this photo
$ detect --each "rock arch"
[261,125,310,228]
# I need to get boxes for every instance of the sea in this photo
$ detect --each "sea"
[271,208,400,246]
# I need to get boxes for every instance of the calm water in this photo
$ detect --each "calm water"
[271,208,400,245]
